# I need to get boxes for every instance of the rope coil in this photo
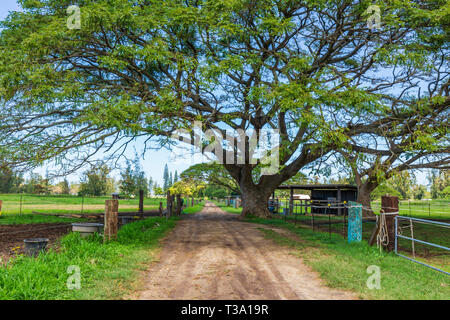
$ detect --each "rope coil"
[376,210,389,251]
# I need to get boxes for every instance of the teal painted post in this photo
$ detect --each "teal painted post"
[348,201,362,243]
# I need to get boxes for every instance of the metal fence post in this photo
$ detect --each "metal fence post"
[394,216,398,255]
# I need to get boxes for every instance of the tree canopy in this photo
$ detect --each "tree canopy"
[0,0,448,216]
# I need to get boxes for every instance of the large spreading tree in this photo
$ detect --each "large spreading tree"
[0,0,448,217]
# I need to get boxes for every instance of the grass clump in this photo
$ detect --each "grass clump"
[0,216,178,300]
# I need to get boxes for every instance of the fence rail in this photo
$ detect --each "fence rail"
[394,216,450,276]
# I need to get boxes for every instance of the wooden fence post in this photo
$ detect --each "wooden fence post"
[138,189,144,215]
[104,200,118,242]
[381,195,399,252]
[0,200,2,212]
[176,194,182,215]
[159,202,163,217]
[167,191,172,217]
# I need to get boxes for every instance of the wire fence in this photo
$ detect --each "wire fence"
[264,198,450,272]
[0,194,167,215]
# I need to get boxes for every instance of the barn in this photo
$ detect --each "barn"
[274,184,358,215]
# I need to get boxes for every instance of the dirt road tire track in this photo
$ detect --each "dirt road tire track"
[134,202,356,300]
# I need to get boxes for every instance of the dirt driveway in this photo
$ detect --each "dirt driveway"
[134,202,355,300]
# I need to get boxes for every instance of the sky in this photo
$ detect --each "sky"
[0,0,194,186]
[0,0,432,188]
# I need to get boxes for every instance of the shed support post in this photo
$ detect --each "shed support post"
[337,188,342,216]
[289,188,294,215]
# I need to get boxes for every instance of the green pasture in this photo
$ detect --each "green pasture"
[0,194,167,215]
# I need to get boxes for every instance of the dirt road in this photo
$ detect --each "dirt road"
[134,202,355,300]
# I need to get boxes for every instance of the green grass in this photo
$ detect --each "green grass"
[213,201,243,214]
[245,216,450,300]
[182,203,205,214]
[0,216,178,300]
[0,194,167,215]
[0,214,89,225]
[371,199,449,219]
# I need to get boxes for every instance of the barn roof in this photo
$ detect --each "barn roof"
[276,184,357,191]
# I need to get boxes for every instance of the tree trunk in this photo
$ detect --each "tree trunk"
[240,185,272,218]
[357,184,376,217]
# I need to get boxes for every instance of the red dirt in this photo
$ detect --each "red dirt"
[0,223,71,261]
[132,202,356,300]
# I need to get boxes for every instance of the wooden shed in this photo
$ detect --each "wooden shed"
[275,184,358,215]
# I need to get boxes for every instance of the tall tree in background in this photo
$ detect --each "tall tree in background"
[429,169,450,199]
[182,163,240,195]
[119,158,149,196]
[148,177,154,196]
[0,1,448,217]
[163,164,170,191]
[22,173,50,195]
[0,165,23,193]
[79,163,111,196]
[388,171,415,200]
[57,178,70,195]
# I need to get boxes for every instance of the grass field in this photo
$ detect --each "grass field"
[182,204,205,215]
[271,198,450,219]
[372,199,450,219]
[0,216,178,299]
[213,201,242,214]
[246,217,449,299]
[0,194,167,215]
[0,214,88,225]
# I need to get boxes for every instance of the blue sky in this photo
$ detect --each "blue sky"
[0,0,194,187]
[0,1,202,187]
[0,0,19,20]
[0,1,432,187]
